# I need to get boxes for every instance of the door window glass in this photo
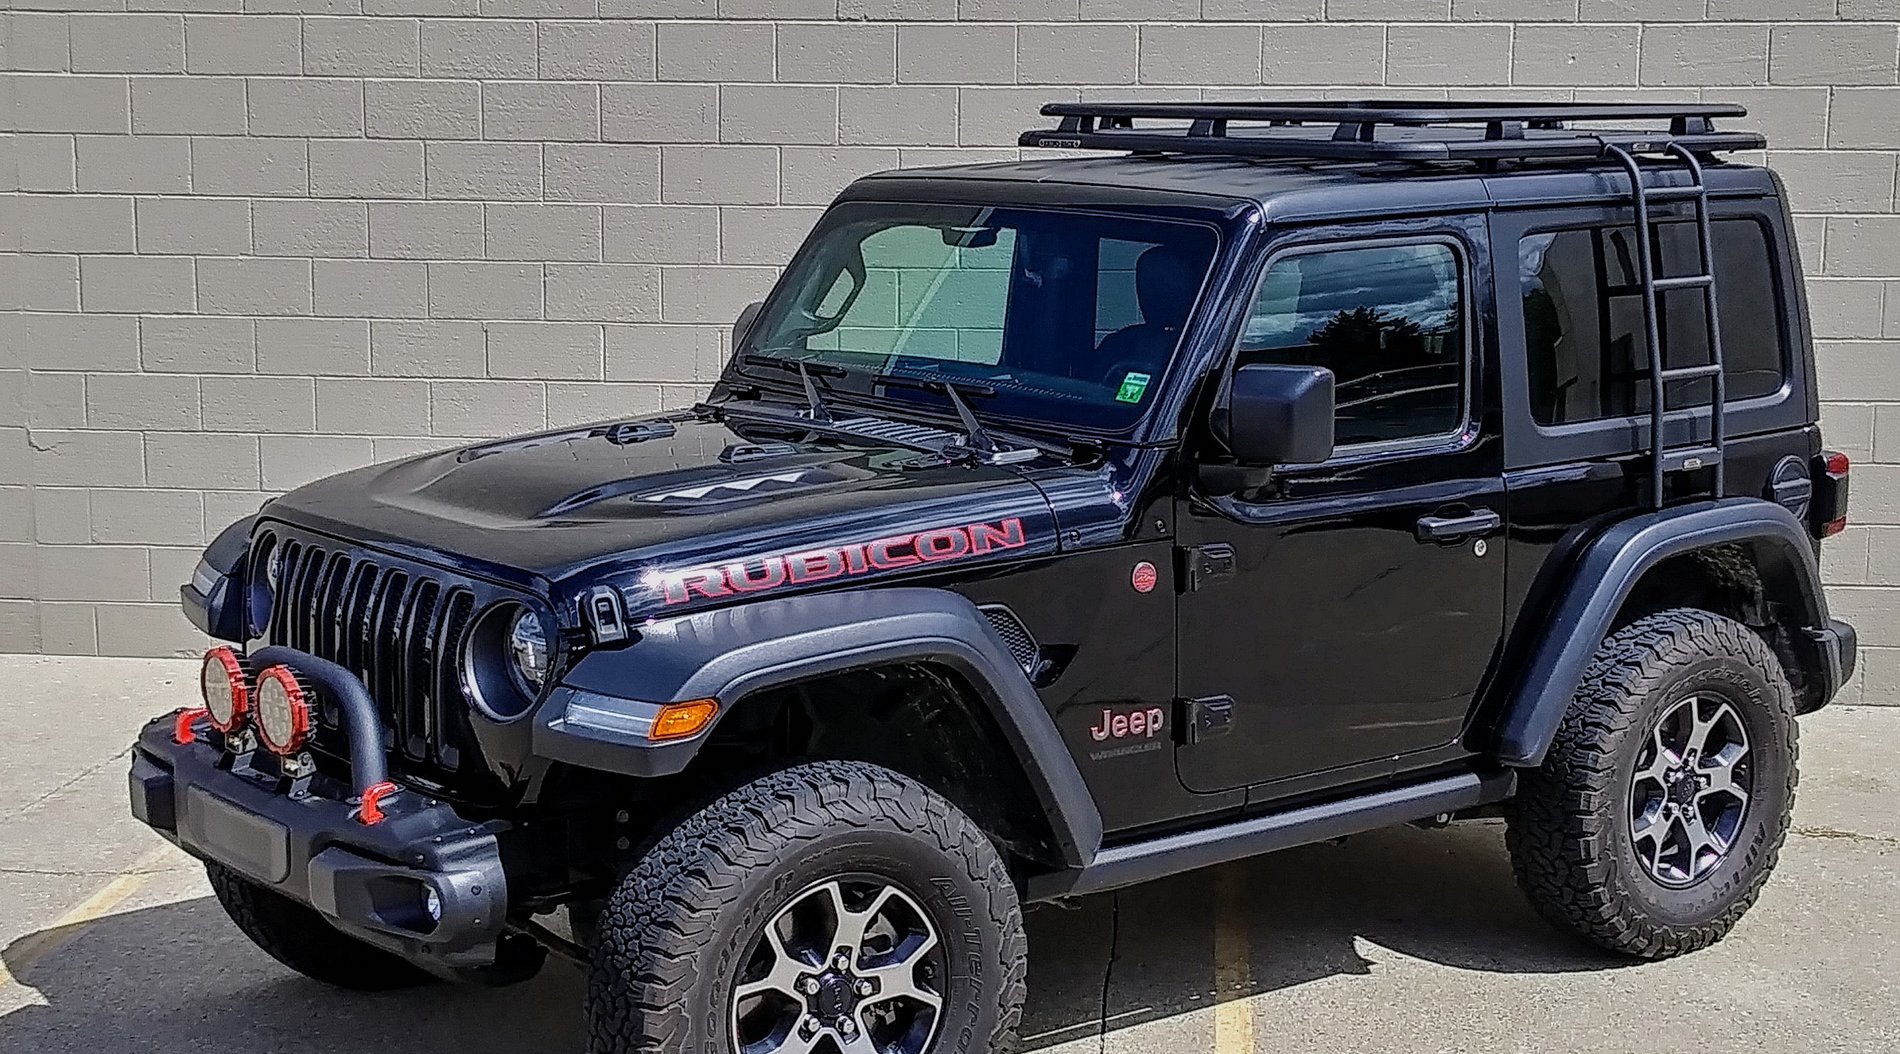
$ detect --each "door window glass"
[1238,242,1467,446]
[1519,218,1786,426]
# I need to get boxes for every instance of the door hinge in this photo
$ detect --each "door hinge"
[1178,543,1236,591]
[1177,696,1236,745]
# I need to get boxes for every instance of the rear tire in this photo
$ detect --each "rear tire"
[585,760,1028,1054]
[206,860,436,991]
[1508,608,1798,959]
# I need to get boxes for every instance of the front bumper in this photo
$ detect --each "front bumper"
[129,713,512,975]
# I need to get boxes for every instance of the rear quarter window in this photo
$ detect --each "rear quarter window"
[1519,217,1786,426]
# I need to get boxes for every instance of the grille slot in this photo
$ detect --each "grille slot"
[979,605,1040,675]
[259,529,479,779]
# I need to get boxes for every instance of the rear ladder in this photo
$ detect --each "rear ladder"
[1605,142,1729,509]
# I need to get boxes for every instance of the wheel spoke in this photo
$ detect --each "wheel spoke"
[1687,699,1739,758]
[1683,812,1726,861]
[756,1026,827,1054]
[863,965,944,1013]
[835,1028,883,1054]
[829,884,902,961]
[736,917,808,1003]
[1698,744,1750,807]
[1631,804,1673,848]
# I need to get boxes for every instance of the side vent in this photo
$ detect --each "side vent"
[978,605,1041,677]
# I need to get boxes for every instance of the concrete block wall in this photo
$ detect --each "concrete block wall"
[1,2,1897,702]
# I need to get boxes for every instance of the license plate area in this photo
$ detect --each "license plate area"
[180,784,292,884]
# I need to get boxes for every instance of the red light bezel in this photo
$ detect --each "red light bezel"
[1825,450,1850,478]
[200,647,251,734]
[254,665,313,756]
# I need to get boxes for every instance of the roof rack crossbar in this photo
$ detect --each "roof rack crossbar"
[1019,100,1765,166]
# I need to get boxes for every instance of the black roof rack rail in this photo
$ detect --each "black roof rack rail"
[1018,100,1767,165]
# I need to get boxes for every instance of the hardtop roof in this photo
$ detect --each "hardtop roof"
[850,152,1781,225]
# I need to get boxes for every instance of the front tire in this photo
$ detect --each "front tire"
[1508,608,1799,959]
[207,860,436,990]
[585,761,1028,1054]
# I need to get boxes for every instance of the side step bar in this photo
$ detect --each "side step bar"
[1025,770,1517,902]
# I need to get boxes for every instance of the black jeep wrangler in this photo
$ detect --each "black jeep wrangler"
[132,101,1856,1054]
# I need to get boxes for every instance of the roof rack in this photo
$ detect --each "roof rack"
[1018,100,1766,165]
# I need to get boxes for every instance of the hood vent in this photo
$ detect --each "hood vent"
[831,416,963,450]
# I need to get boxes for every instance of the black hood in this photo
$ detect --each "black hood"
[262,409,1063,618]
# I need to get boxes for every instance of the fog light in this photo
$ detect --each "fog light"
[253,666,313,756]
[200,647,251,734]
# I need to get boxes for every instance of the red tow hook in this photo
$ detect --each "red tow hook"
[172,707,211,745]
[355,781,401,826]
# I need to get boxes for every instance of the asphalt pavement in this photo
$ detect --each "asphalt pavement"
[2,655,1894,1054]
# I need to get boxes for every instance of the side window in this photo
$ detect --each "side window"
[1238,242,1467,447]
[1519,218,1786,426]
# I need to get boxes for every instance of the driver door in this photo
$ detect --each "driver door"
[1175,226,1506,799]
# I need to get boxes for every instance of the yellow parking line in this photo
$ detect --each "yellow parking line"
[1212,865,1255,1053]
[0,844,173,991]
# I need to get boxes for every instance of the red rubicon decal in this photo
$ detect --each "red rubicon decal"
[654,517,1029,605]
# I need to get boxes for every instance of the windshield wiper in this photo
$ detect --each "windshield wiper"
[873,373,1043,465]
[738,353,840,424]
[705,401,950,460]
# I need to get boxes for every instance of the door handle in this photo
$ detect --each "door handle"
[1415,508,1501,544]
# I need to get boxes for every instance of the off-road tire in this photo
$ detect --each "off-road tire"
[1508,608,1799,959]
[206,860,435,990]
[585,760,1028,1054]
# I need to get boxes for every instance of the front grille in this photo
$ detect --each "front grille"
[255,526,480,778]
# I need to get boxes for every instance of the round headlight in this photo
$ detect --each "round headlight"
[508,609,550,695]
[254,666,312,756]
[200,647,250,733]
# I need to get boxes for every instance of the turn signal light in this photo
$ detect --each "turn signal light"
[649,699,719,742]
[254,665,313,756]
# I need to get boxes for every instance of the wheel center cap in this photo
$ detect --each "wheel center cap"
[813,975,852,1018]
[1666,769,1699,807]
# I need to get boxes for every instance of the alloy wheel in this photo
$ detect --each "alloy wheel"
[730,876,945,1054]
[1628,694,1753,888]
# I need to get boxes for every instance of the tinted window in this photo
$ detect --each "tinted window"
[1238,242,1466,446]
[1519,219,1786,426]
[745,203,1219,432]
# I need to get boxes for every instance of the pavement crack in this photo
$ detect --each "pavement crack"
[1095,892,1119,1054]
[1793,825,1898,847]
[15,745,133,818]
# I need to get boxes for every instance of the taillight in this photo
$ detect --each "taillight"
[200,647,251,733]
[253,666,313,756]
[1817,449,1850,538]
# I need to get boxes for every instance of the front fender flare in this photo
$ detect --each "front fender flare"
[532,587,1104,868]
[1493,498,1830,769]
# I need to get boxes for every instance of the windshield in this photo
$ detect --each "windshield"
[739,202,1220,433]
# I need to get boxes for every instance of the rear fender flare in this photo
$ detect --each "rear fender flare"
[1493,498,1828,768]
[533,587,1104,868]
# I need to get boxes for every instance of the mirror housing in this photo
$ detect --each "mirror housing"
[1225,364,1336,467]
[733,300,764,349]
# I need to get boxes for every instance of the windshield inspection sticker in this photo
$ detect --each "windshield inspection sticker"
[1115,372,1152,404]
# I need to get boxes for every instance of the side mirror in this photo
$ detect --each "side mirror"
[733,300,764,349]
[1226,364,1335,467]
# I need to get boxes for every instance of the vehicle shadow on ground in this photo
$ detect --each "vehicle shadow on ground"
[0,821,1623,1054]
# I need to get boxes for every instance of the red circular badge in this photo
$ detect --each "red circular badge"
[1130,561,1158,594]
